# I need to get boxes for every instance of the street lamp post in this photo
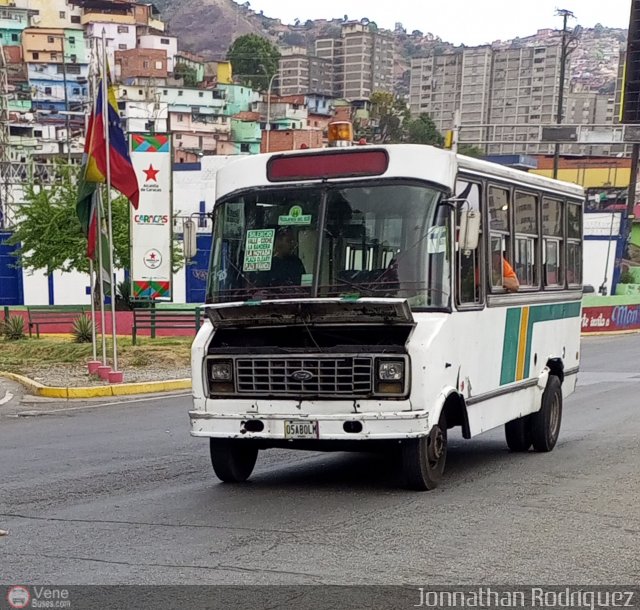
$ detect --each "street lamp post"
[265,71,279,153]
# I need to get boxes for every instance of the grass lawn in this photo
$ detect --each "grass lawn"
[0,335,192,375]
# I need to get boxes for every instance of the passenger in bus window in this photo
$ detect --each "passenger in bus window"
[491,244,520,293]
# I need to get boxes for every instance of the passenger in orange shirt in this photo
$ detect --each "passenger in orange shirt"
[492,246,520,293]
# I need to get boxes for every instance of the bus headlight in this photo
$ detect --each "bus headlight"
[378,361,405,381]
[209,360,233,381]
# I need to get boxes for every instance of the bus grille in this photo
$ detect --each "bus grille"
[235,356,373,397]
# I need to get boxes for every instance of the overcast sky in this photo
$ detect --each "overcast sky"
[243,0,632,45]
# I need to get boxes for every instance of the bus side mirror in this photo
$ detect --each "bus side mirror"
[183,219,197,261]
[458,208,480,251]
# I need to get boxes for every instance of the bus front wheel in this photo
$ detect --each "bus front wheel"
[209,439,258,483]
[402,413,447,491]
[530,375,563,452]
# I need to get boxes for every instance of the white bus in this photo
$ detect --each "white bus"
[189,139,584,491]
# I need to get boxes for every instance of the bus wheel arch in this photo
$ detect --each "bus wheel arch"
[440,390,471,440]
[545,357,564,384]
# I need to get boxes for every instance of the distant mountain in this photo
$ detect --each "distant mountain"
[159,0,271,59]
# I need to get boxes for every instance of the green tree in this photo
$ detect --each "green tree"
[174,63,199,87]
[458,144,486,158]
[7,165,183,275]
[7,165,90,275]
[362,91,409,144]
[226,34,280,91]
[405,113,444,146]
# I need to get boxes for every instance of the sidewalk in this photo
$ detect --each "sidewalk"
[1,370,191,400]
[0,335,192,401]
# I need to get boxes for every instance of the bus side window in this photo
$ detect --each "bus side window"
[542,197,564,287]
[566,202,582,286]
[488,186,510,292]
[514,191,539,288]
[455,180,483,306]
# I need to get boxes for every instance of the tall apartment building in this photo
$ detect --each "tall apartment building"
[409,52,462,133]
[564,90,617,156]
[316,21,393,100]
[490,46,563,155]
[410,44,571,155]
[278,47,333,97]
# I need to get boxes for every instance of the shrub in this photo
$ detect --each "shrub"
[72,314,94,344]
[619,270,635,284]
[2,315,26,341]
[116,280,132,310]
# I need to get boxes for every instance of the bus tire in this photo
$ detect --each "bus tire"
[505,416,532,452]
[402,412,447,491]
[530,375,563,453]
[209,439,258,483]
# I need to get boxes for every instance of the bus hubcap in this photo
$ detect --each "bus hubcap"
[428,426,445,463]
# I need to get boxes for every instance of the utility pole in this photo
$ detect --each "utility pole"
[0,42,12,228]
[553,9,576,179]
[53,33,72,166]
[62,41,71,166]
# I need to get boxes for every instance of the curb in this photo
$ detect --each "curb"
[1,372,191,400]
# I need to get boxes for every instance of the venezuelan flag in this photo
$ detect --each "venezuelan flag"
[76,101,102,260]
[90,71,140,209]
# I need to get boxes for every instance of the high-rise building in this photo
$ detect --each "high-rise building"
[409,44,573,155]
[409,52,462,133]
[278,47,333,97]
[316,21,394,100]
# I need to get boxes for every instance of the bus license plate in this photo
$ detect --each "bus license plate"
[284,420,319,439]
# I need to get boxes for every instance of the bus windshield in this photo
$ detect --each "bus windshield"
[206,181,450,308]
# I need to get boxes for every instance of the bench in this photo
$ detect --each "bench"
[26,305,90,338]
[131,307,203,345]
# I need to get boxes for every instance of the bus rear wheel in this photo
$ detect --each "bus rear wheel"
[209,439,258,483]
[530,375,563,452]
[505,415,532,452]
[402,413,447,491]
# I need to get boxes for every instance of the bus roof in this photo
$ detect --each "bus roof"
[213,144,585,201]
[455,153,585,199]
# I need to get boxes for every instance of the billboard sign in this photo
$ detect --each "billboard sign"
[130,134,172,300]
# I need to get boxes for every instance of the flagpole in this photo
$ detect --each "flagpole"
[91,37,107,367]
[101,29,119,374]
[89,259,97,362]
[96,188,108,365]
[85,59,97,365]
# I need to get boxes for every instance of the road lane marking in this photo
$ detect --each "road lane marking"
[0,392,14,406]
[16,392,191,416]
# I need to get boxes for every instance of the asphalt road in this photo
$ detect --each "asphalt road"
[0,334,639,586]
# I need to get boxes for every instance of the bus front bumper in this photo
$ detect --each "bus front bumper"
[189,409,431,441]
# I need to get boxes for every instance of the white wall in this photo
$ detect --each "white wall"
[583,212,621,295]
[584,240,617,295]
[173,264,186,303]
[53,270,91,305]
[22,269,49,305]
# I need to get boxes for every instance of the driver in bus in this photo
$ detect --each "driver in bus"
[492,244,520,293]
[267,227,306,287]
